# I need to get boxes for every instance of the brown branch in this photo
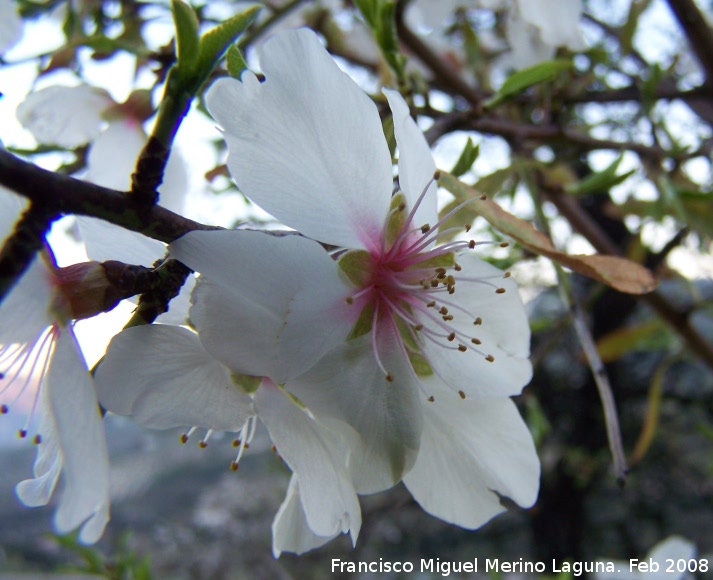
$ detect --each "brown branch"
[0,147,219,244]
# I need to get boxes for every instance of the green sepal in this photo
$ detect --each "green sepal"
[411,251,456,270]
[231,372,262,394]
[385,192,407,248]
[347,301,375,340]
[564,153,635,195]
[171,0,200,78]
[338,249,373,287]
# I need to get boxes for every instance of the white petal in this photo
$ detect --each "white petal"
[404,383,540,529]
[15,396,62,507]
[78,215,168,266]
[505,11,556,68]
[16,85,110,148]
[384,89,438,233]
[95,325,253,431]
[47,331,110,544]
[516,0,585,51]
[0,0,23,55]
[205,29,392,251]
[272,476,339,557]
[420,254,532,397]
[288,328,422,494]
[648,536,697,568]
[256,381,361,542]
[0,187,25,247]
[171,230,355,383]
[0,257,54,345]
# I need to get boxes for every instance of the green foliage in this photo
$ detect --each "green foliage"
[564,153,636,195]
[485,59,574,108]
[226,44,248,78]
[54,532,153,579]
[171,0,200,77]
[450,137,480,177]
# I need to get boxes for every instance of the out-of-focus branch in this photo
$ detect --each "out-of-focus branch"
[0,148,220,244]
[544,190,713,372]
[666,0,713,89]
[394,1,485,108]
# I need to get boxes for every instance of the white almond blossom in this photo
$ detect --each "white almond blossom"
[94,230,362,555]
[595,536,698,580]
[203,28,539,522]
[0,189,110,544]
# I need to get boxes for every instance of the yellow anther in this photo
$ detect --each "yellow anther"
[180,433,189,444]
[230,461,239,472]
[198,441,208,449]
[503,272,511,278]
[232,439,241,447]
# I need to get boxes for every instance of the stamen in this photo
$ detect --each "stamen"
[33,434,42,445]
[457,344,467,352]
[495,288,506,294]
[427,396,435,402]
[471,338,482,345]
[180,426,197,444]
[474,317,482,325]
[485,354,495,362]
[458,390,466,399]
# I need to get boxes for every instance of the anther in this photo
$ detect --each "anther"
[495,288,506,294]
[198,440,208,449]
[457,344,467,352]
[398,202,406,211]
[232,439,241,447]
[430,279,439,288]
[499,241,509,248]
[447,332,456,342]
[427,395,435,402]
[435,267,446,275]
[471,338,482,345]
[345,296,354,305]
[465,224,471,233]
[436,271,446,279]
[443,314,454,321]
[474,317,482,325]
[414,323,424,331]
[386,373,394,382]
[18,429,27,439]
[458,390,466,399]
[230,461,239,472]
[33,434,42,445]
[433,170,441,180]
[439,306,448,315]
[503,272,511,278]
[446,275,455,286]
[271,445,277,453]
[485,354,495,362]
[1,404,8,414]
[454,263,462,271]
[427,301,436,308]
[180,433,189,444]
[479,193,487,200]
[420,224,431,234]
[448,286,455,295]
[468,240,476,249]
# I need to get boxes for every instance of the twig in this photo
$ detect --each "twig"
[0,148,220,243]
[665,0,713,90]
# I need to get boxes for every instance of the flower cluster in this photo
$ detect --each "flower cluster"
[1,27,539,555]
[94,28,540,554]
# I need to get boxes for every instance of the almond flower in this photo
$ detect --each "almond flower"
[201,28,538,525]
[0,189,110,544]
[94,230,362,556]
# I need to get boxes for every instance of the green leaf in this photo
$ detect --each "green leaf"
[621,0,653,54]
[226,43,248,78]
[171,0,200,76]
[485,59,574,108]
[564,153,636,195]
[194,5,260,85]
[353,0,380,28]
[450,137,480,177]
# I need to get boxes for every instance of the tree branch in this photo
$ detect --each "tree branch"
[0,148,220,244]
[666,0,713,90]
